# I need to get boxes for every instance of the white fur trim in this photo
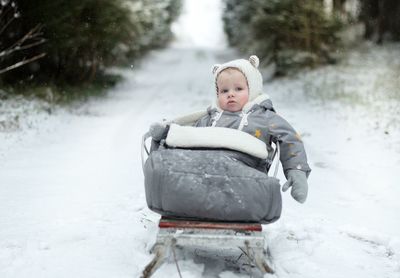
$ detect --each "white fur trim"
[166,124,268,159]
[172,110,208,126]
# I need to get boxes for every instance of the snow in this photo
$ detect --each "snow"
[171,0,227,49]
[1,0,400,277]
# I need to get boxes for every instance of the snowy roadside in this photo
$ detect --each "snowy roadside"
[0,93,109,165]
[268,41,400,151]
[263,41,400,278]
[0,95,64,161]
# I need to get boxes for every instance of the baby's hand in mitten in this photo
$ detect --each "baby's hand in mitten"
[282,170,308,203]
[149,122,170,142]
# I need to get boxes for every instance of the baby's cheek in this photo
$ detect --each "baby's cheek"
[218,96,226,106]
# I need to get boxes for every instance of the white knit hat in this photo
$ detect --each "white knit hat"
[212,55,263,102]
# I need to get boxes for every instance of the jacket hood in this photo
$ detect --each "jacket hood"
[171,94,275,126]
[211,94,274,113]
[256,97,275,113]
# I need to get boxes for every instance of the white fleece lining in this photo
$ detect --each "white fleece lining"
[166,124,268,159]
[172,110,208,126]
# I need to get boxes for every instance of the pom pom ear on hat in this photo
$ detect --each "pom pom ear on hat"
[211,64,220,74]
[213,55,263,103]
[249,55,259,68]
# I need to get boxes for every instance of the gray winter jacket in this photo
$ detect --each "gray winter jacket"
[195,96,311,178]
[143,94,309,223]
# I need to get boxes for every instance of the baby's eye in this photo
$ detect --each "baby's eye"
[236,87,243,91]
[221,89,229,93]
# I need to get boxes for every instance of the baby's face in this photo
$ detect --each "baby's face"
[217,69,249,112]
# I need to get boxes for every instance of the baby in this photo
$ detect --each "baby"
[150,55,311,203]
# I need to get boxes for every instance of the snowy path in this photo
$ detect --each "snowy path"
[1,45,399,277]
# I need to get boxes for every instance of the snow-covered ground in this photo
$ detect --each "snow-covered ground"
[1,0,400,277]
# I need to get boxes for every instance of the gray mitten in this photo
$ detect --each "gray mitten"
[149,122,170,142]
[282,169,308,203]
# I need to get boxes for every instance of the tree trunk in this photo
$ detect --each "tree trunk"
[333,0,346,13]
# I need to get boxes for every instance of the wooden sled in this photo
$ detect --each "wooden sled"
[141,217,274,277]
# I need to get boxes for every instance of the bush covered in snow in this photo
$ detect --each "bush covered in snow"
[0,0,181,87]
[222,0,343,75]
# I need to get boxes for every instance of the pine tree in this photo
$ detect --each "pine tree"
[223,0,343,75]
[1,0,181,86]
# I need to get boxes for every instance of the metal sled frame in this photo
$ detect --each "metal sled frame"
[141,217,274,277]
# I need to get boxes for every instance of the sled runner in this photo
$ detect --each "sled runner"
[140,126,281,277]
[141,217,274,278]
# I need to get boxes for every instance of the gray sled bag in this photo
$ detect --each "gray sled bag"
[143,125,282,223]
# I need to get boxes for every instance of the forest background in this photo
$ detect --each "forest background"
[0,0,399,103]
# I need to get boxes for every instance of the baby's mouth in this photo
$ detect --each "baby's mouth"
[228,100,236,104]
